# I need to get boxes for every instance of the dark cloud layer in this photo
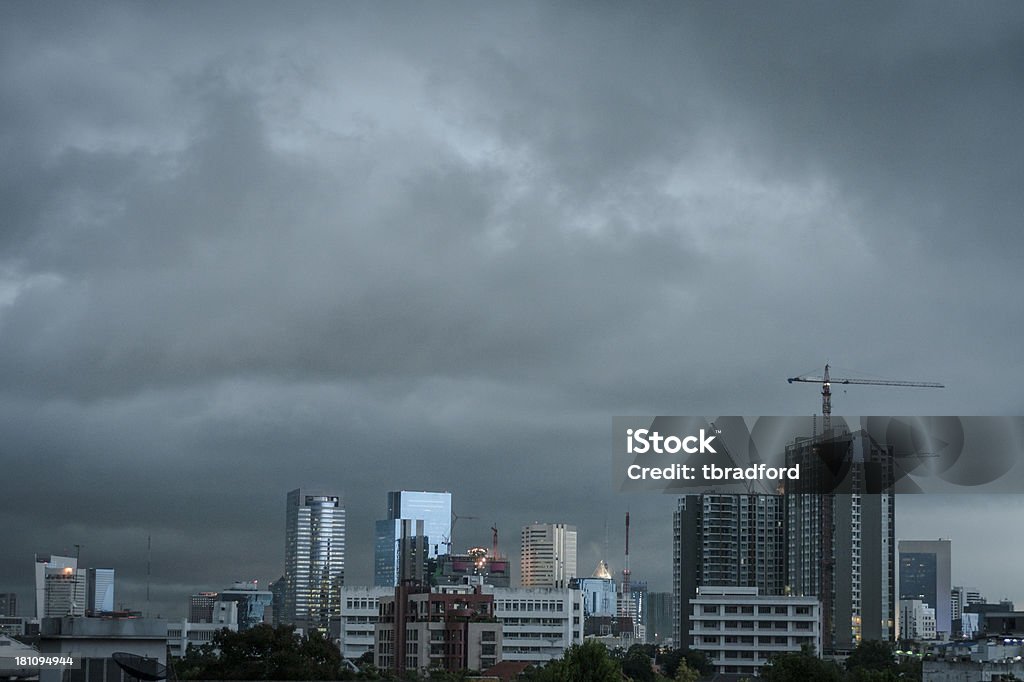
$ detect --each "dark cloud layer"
[1,3,1022,617]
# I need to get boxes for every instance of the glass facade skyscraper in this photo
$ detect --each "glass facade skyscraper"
[373,491,451,587]
[284,489,345,631]
[86,568,114,614]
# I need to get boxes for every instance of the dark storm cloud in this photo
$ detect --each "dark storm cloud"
[1,2,1023,615]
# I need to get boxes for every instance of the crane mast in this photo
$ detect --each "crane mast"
[787,363,944,431]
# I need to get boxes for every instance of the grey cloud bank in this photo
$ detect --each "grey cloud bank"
[1,2,1022,616]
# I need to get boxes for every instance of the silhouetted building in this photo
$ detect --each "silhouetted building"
[0,593,16,617]
[188,592,218,623]
[269,576,286,627]
[647,592,673,644]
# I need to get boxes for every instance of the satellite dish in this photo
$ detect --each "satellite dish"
[111,652,168,681]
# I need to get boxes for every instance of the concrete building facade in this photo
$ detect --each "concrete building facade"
[688,586,821,678]
[375,585,501,675]
[490,586,582,663]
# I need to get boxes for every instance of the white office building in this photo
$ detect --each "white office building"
[34,555,78,618]
[490,586,584,663]
[689,586,821,678]
[43,568,87,618]
[900,599,937,641]
[333,586,393,661]
[167,611,239,658]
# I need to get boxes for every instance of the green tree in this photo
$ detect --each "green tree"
[760,647,842,682]
[621,646,655,681]
[530,639,622,682]
[845,640,897,675]
[672,659,698,682]
[656,648,711,678]
[177,624,343,680]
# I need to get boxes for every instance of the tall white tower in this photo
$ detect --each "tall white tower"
[520,522,577,588]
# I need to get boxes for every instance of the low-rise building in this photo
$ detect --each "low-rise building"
[38,616,168,682]
[901,599,938,641]
[331,586,393,661]
[689,586,821,678]
[167,618,238,658]
[375,584,501,675]
[491,586,583,663]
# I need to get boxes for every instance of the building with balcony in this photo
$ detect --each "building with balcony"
[375,584,500,674]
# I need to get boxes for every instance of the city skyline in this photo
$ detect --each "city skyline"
[3,489,1017,622]
[2,2,1023,625]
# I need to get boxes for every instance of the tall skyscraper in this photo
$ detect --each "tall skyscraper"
[520,522,577,588]
[671,494,785,646]
[373,491,451,587]
[34,554,78,618]
[899,539,951,638]
[43,567,86,617]
[785,429,896,652]
[284,488,345,631]
[86,568,115,614]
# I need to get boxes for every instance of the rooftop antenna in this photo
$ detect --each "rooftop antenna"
[620,512,631,619]
[146,535,151,617]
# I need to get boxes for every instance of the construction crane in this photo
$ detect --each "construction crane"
[441,513,479,554]
[787,363,944,432]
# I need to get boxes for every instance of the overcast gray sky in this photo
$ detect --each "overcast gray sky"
[2,2,1023,619]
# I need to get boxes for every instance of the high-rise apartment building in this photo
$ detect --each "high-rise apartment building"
[785,429,896,652]
[520,523,577,589]
[671,494,785,646]
[284,488,346,631]
[374,491,452,587]
[899,539,951,639]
